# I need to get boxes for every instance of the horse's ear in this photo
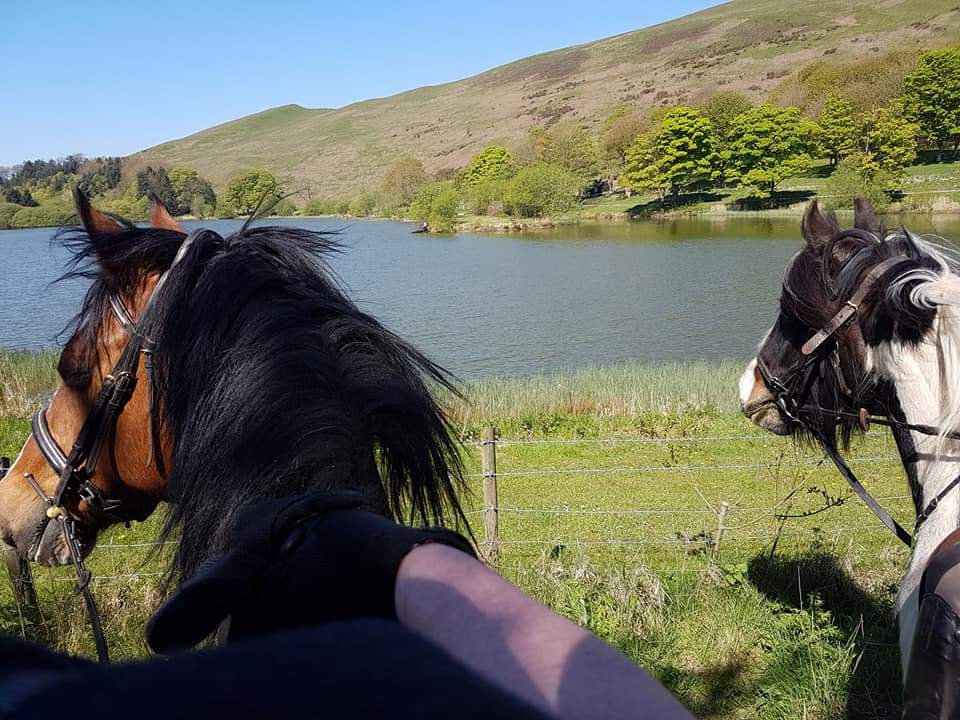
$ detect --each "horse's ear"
[73,188,124,235]
[801,200,838,251]
[149,194,185,234]
[853,197,882,236]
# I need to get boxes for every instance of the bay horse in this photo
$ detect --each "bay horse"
[0,190,466,591]
[739,198,960,689]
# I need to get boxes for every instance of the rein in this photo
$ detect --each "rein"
[0,231,196,663]
[757,255,960,548]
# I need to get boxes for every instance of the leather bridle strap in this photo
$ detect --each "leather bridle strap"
[801,257,903,356]
[12,229,199,664]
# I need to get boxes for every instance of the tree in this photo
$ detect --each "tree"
[600,106,647,179]
[817,93,858,166]
[225,169,283,215]
[408,182,460,231]
[619,106,718,203]
[700,91,752,142]
[822,154,894,210]
[170,166,216,217]
[462,146,516,187]
[902,48,960,161]
[503,163,581,218]
[135,166,177,211]
[530,124,601,185]
[381,156,428,204]
[859,105,918,179]
[726,105,818,199]
[1,187,37,206]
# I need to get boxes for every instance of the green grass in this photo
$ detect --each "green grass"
[0,354,909,717]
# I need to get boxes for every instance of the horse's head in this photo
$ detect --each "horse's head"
[2,191,465,581]
[739,198,944,446]
[0,191,186,566]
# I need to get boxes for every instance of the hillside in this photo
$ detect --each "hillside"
[135,0,960,196]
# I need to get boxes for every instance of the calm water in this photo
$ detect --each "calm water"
[2,215,958,379]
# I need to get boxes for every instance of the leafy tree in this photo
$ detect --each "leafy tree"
[600,106,647,178]
[462,179,506,215]
[858,105,918,179]
[382,156,429,204]
[530,124,601,185]
[78,158,121,197]
[620,106,718,203]
[503,162,581,218]
[1,187,37,206]
[902,48,960,161]
[726,105,818,199]
[822,154,894,210]
[817,93,858,166]
[225,169,283,215]
[170,167,216,217]
[347,192,378,217]
[700,92,752,142]
[408,182,460,231]
[135,166,178,211]
[462,146,516,187]
[99,190,150,221]
[9,201,75,228]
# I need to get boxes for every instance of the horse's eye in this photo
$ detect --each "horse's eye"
[57,338,93,389]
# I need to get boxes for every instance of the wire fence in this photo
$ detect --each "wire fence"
[2,426,913,636]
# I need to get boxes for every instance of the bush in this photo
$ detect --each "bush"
[503,162,581,218]
[821,154,893,210]
[225,169,283,215]
[98,193,149,221]
[269,199,298,216]
[408,182,460,231]
[347,192,378,217]
[463,179,506,215]
[0,202,22,229]
[10,202,76,228]
[302,198,344,216]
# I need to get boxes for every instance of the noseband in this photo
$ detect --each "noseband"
[757,254,960,548]
[1,231,196,663]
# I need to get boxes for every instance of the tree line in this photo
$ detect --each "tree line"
[2,48,956,230]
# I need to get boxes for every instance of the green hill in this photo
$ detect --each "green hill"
[135,0,960,196]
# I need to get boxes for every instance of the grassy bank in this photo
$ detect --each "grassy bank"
[454,160,960,231]
[0,352,908,718]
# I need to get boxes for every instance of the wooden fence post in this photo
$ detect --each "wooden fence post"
[3,547,40,631]
[712,501,730,561]
[481,426,499,567]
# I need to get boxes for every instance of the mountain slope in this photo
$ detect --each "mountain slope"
[136,0,960,196]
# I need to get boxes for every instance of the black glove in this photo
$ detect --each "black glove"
[146,489,476,654]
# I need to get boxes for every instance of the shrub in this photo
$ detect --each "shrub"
[347,192,378,217]
[98,192,149,221]
[269,199,298,216]
[462,179,506,215]
[408,182,460,231]
[10,202,76,228]
[0,202,22,229]
[503,162,580,218]
[821,154,893,210]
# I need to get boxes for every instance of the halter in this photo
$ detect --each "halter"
[756,254,960,548]
[1,231,196,663]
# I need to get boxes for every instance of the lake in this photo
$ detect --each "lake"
[2,215,959,379]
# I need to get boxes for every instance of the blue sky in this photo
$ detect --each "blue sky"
[1,0,723,166]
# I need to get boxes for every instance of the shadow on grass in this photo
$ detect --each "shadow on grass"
[747,551,901,720]
[729,190,816,211]
[625,191,727,218]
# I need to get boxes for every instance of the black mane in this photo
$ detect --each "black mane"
[60,221,468,581]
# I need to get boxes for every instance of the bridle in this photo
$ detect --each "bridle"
[0,231,195,663]
[756,252,960,548]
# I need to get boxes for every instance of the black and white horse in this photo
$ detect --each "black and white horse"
[740,198,960,677]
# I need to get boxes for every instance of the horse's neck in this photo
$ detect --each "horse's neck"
[872,334,960,547]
